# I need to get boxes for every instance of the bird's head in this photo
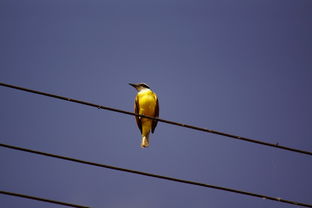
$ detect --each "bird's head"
[129,83,150,92]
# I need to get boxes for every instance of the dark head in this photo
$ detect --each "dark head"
[129,83,150,92]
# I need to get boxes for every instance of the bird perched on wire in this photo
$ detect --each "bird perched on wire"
[129,83,159,148]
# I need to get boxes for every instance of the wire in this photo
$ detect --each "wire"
[1,143,311,207]
[1,82,311,156]
[0,190,90,208]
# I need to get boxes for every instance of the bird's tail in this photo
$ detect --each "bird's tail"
[141,134,150,148]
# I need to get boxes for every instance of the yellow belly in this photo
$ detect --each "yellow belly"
[138,91,157,116]
[137,90,157,136]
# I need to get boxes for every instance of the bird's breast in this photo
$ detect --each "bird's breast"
[137,91,157,116]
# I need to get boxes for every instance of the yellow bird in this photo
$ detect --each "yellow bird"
[129,83,159,148]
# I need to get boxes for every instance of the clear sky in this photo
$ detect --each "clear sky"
[1,0,311,207]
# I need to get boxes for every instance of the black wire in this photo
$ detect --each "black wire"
[1,82,311,156]
[1,143,311,208]
[0,190,90,208]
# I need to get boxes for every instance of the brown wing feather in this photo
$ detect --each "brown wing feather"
[151,97,159,133]
[134,96,142,133]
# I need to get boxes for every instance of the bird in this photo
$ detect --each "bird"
[129,83,159,148]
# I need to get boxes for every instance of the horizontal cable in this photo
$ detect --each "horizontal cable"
[1,82,311,156]
[1,142,311,207]
[0,190,89,208]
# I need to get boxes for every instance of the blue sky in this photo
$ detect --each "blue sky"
[1,0,311,207]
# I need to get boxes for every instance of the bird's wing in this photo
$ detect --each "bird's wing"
[134,96,142,133]
[152,96,159,133]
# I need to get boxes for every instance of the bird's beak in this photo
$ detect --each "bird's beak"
[129,83,137,88]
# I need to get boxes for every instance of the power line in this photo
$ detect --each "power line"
[1,82,311,156]
[1,143,311,208]
[0,190,90,208]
